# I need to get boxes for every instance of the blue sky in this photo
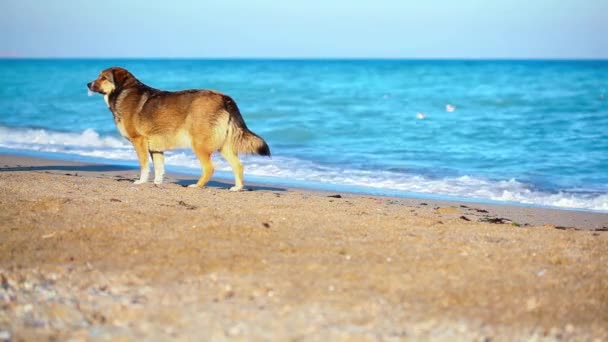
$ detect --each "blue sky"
[1,0,606,58]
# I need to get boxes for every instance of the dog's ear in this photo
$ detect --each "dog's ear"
[106,70,115,85]
[111,68,131,88]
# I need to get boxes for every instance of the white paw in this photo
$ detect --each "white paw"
[187,184,201,188]
[229,186,244,192]
[154,178,163,185]
[133,179,148,185]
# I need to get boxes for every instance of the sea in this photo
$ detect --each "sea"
[0,59,607,212]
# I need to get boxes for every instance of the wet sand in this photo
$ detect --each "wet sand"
[0,154,607,341]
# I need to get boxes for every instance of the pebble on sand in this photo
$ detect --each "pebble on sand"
[0,331,11,341]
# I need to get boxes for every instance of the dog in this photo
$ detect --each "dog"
[87,67,270,191]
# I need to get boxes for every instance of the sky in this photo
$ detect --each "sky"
[1,0,607,59]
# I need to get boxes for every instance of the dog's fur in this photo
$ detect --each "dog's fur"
[87,67,270,191]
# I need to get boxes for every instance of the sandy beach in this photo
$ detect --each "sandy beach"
[0,153,606,341]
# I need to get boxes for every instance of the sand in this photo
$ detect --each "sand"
[0,153,606,341]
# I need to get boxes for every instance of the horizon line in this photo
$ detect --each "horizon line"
[1,56,608,62]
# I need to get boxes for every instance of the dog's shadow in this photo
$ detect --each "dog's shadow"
[1,164,287,192]
[174,179,287,192]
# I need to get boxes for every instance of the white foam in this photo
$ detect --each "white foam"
[87,89,95,97]
[1,126,606,212]
[0,126,128,148]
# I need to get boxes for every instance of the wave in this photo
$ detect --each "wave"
[0,126,606,212]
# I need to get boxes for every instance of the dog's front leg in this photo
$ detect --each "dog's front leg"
[132,137,150,184]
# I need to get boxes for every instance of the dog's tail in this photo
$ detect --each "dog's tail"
[227,125,271,156]
[223,96,271,157]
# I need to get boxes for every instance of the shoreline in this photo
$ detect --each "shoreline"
[1,141,606,213]
[1,153,607,340]
[1,153,606,230]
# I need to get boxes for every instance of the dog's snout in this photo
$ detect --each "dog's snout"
[87,82,92,89]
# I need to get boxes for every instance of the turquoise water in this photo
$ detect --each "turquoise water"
[0,59,607,211]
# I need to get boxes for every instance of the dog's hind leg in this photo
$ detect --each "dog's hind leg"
[188,146,214,188]
[220,147,244,192]
[132,137,150,184]
[151,152,165,184]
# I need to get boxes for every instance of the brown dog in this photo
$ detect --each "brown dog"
[87,67,270,191]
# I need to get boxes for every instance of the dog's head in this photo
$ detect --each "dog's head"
[87,67,136,95]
